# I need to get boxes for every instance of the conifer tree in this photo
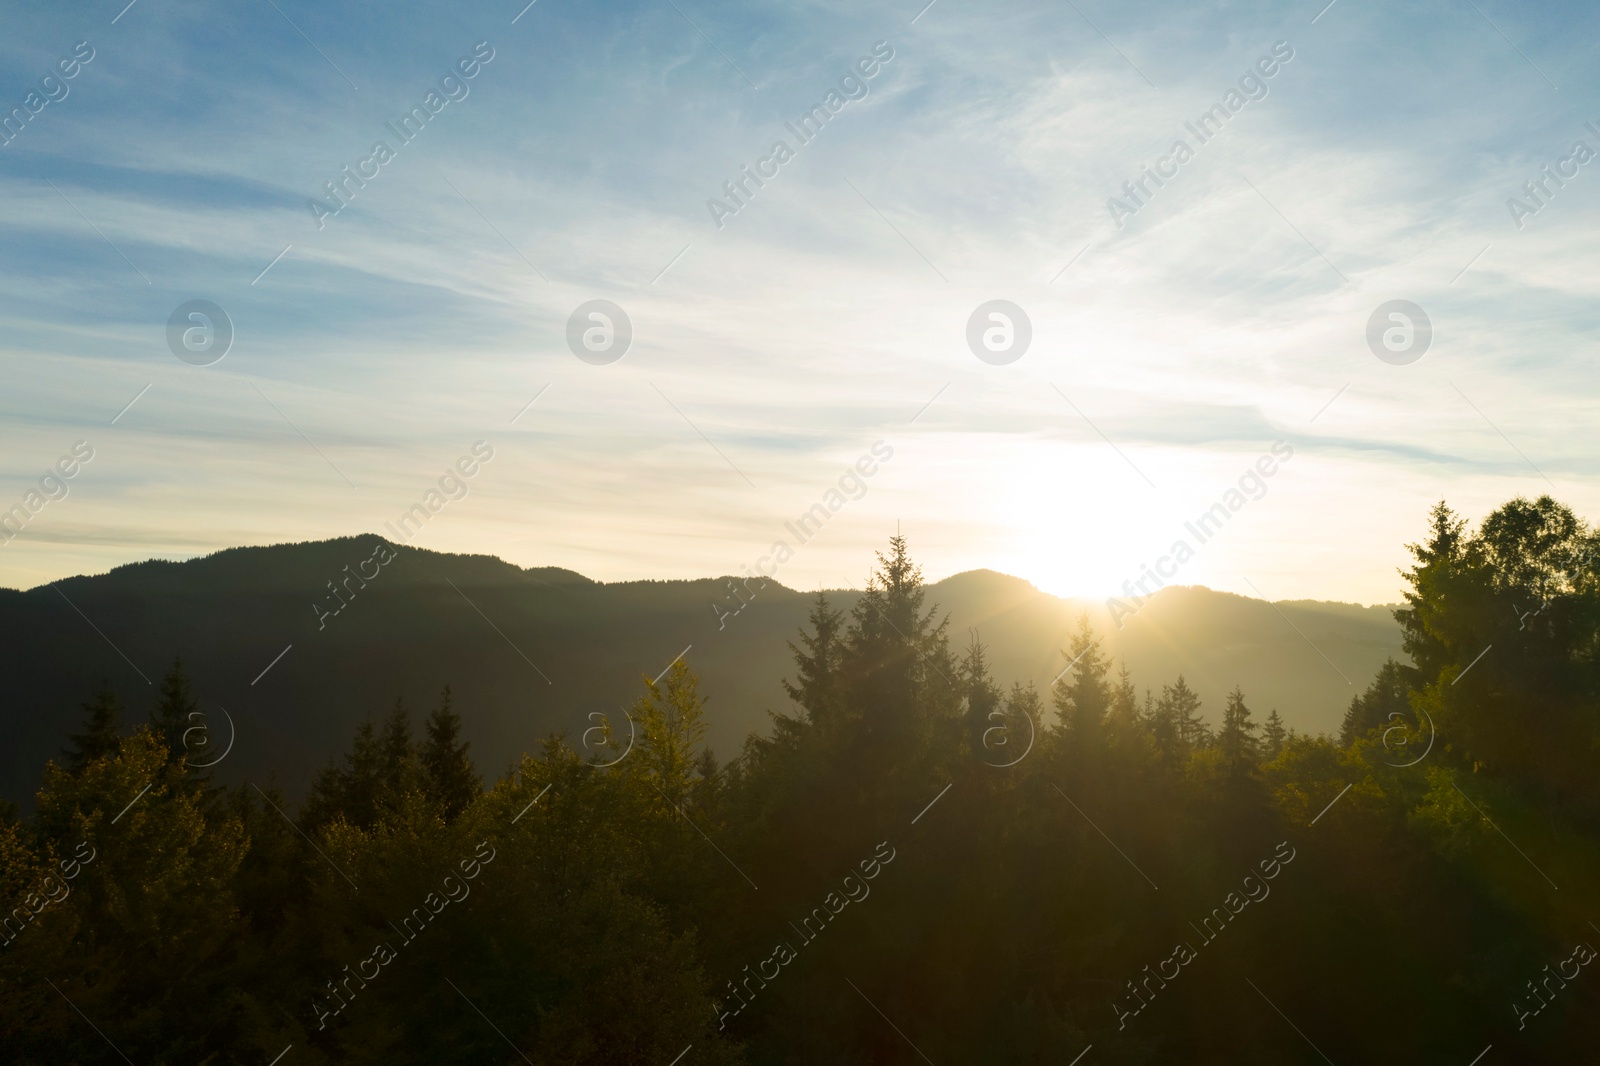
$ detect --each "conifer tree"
[1160,675,1208,752]
[1262,708,1287,760]
[1339,659,1420,746]
[960,632,1002,755]
[1217,686,1259,780]
[151,657,199,762]
[381,697,420,800]
[1053,616,1111,740]
[1109,663,1139,728]
[303,716,385,830]
[782,592,845,728]
[66,679,123,773]
[1394,501,1471,679]
[839,534,958,743]
[421,686,480,821]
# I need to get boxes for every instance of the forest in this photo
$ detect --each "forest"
[2,495,1598,1064]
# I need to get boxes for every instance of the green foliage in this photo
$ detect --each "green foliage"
[3,507,1599,1062]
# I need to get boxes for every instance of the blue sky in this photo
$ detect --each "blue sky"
[1,0,1597,603]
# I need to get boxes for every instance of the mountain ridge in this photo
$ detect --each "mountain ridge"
[0,534,1405,808]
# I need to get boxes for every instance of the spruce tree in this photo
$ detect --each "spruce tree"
[151,657,199,762]
[782,592,845,728]
[1162,676,1208,751]
[381,697,420,801]
[1394,501,1471,679]
[1338,659,1419,746]
[66,679,123,773]
[1053,616,1111,741]
[1262,708,1287,760]
[839,534,958,745]
[1217,686,1260,780]
[1109,664,1139,728]
[422,686,480,821]
[960,632,1002,756]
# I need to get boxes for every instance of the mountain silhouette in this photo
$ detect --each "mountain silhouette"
[0,535,1400,807]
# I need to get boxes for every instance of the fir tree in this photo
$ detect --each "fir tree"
[1217,686,1260,780]
[839,534,958,745]
[1162,675,1208,751]
[1262,708,1287,760]
[960,631,1002,756]
[381,697,420,801]
[151,657,199,762]
[421,686,480,821]
[782,592,845,728]
[1339,659,1420,746]
[1053,616,1111,741]
[65,679,123,773]
[1394,501,1471,679]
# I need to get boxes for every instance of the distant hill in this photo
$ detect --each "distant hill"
[0,537,1404,808]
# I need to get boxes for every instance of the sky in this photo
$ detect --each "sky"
[0,0,1596,605]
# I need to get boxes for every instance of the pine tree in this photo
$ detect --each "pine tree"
[1109,664,1139,728]
[302,715,385,830]
[421,686,480,821]
[381,697,420,801]
[65,679,123,773]
[151,657,199,762]
[1394,501,1471,679]
[1339,659,1420,746]
[1262,708,1287,760]
[782,592,845,728]
[839,534,958,745]
[1053,616,1111,740]
[1217,686,1259,780]
[1148,688,1181,766]
[1162,676,1208,751]
[960,632,1002,756]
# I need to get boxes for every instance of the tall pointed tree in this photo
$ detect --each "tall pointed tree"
[421,686,480,821]
[151,657,199,763]
[1161,676,1208,751]
[960,632,1002,756]
[381,697,420,802]
[1262,708,1287,760]
[1217,686,1260,781]
[839,534,958,745]
[1339,659,1419,746]
[65,679,123,773]
[782,592,845,729]
[1394,501,1472,680]
[1052,616,1111,741]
